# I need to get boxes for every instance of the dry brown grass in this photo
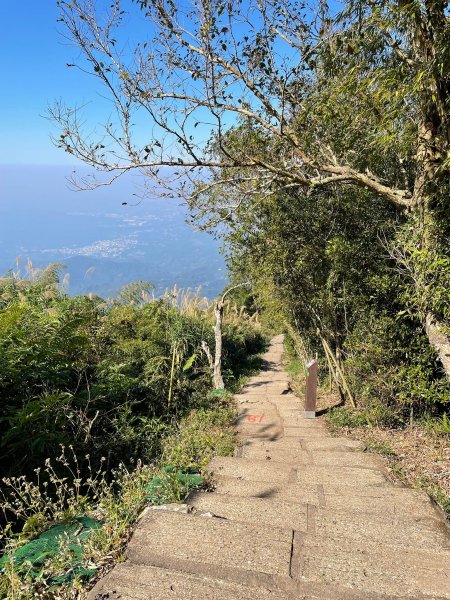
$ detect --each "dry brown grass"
[336,424,449,510]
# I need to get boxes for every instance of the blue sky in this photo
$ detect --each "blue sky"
[1,2,78,165]
[0,1,279,167]
[0,2,227,297]
[0,1,147,166]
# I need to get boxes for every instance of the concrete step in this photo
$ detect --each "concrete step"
[240,445,311,464]
[314,509,450,549]
[284,426,332,438]
[235,396,301,407]
[212,475,323,504]
[187,490,309,530]
[87,334,450,600]
[243,379,289,390]
[88,563,288,600]
[125,510,293,590]
[235,410,284,439]
[321,489,441,519]
[212,474,435,509]
[280,415,329,427]
[236,423,284,440]
[114,511,441,600]
[240,443,383,469]
[265,395,303,407]
[311,450,384,468]
[236,406,280,417]
[294,532,450,598]
[212,482,439,520]
[281,420,327,430]
[187,490,445,543]
[296,465,389,486]
[207,456,297,484]
[300,438,363,451]
[208,456,389,487]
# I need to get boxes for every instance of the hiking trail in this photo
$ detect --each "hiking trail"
[90,335,450,599]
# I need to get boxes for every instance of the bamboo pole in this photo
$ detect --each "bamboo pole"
[321,338,356,408]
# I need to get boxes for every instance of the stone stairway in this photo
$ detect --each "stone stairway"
[89,335,450,599]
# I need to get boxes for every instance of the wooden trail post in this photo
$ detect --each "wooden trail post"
[304,359,318,419]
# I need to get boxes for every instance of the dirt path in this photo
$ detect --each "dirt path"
[89,335,450,599]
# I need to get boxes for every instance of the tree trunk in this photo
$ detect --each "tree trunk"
[212,282,251,390]
[213,300,225,389]
[424,313,450,380]
[408,4,450,381]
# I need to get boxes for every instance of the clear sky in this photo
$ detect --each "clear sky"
[1,2,78,165]
[0,2,227,297]
[0,1,248,167]
[0,1,144,166]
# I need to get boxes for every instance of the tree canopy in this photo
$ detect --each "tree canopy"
[52,0,450,393]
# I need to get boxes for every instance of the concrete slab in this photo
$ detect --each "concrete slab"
[275,409,309,419]
[236,407,279,418]
[296,465,389,487]
[281,417,326,428]
[300,438,363,451]
[88,563,289,599]
[127,511,293,584]
[322,483,432,499]
[240,437,303,451]
[310,451,385,469]
[281,416,327,428]
[188,491,308,530]
[236,426,284,440]
[294,533,450,598]
[267,395,302,405]
[212,476,322,505]
[235,412,281,426]
[322,492,439,519]
[235,397,268,407]
[240,446,310,464]
[212,475,444,512]
[284,427,331,438]
[207,456,296,483]
[314,511,450,548]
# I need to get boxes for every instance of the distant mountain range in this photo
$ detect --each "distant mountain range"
[0,165,227,298]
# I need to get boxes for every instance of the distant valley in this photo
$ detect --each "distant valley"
[0,165,227,298]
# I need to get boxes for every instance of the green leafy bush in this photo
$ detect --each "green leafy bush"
[0,271,263,482]
[326,407,370,429]
[0,268,265,596]
[344,311,450,425]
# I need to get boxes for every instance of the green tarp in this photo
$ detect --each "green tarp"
[145,465,203,502]
[0,466,203,585]
[0,516,101,584]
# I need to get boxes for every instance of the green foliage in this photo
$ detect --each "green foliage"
[0,272,263,482]
[214,143,449,426]
[0,397,238,597]
[344,310,450,424]
[0,270,264,597]
[421,413,450,436]
[285,358,304,381]
[162,404,235,471]
[326,407,370,429]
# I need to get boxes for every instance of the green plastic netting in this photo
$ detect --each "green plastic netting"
[0,516,101,584]
[145,466,203,502]
[0,466,202,586]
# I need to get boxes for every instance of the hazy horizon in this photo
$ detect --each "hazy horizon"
[0,165,227,299]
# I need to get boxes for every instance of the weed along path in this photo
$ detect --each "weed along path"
[89,336,450,599]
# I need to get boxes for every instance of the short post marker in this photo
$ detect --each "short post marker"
[304,359,318,419]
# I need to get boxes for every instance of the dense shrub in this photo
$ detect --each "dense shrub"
[0,268,264,482]
[344,311,450,425]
